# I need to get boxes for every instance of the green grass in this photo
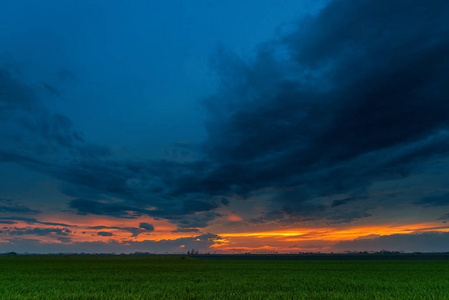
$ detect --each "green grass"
[1,255,448,299]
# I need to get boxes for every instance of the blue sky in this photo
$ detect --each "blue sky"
[1,0,328,158]
[1,0,449,254]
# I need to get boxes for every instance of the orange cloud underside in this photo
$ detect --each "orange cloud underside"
[221,223,448,240]
[2,213,449,253]
[0,214,199,243]
[212,222,449,252]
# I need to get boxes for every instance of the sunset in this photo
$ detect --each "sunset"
[2,0,449,255]
[1,0,449,297]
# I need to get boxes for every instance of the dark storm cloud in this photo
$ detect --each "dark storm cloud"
[166,212,222,229]
[331,198,355,208]
[97,231,114,237]
[0,69,36,111]
[171,228,200,233]
[70,199,151,219]
[249,209,284,224]
[0,221,15,224]
[0,67,110,160]
[0,66,217,225]
[0,69,80,151]
[163,0,449,221]
[68,196,216,223]
[0,143,219,226]
[92,226,133,236]
[0,199,40,214]
[325,210,372,224]
[7,227,71,236]
[416,192,449,207]
[139,222,154,231]
[0,216,75,227]
[2,0,449,228]
[0,205,40,214]
[88,223,154,237]
[333,231,449,253]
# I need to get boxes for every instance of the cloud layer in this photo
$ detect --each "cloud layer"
[1,0,449,239]
[0,233,221,254]
[333,232,449,253]
[167,0,449,223]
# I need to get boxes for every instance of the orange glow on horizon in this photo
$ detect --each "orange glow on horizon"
[219,222,449,240]
[211,222,449,252]
[2,215,449,253]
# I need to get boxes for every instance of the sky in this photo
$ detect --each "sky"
[1,0,449,254]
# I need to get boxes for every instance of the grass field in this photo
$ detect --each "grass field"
[1,255,448,299]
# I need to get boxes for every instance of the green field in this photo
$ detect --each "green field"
[1,255,448,299]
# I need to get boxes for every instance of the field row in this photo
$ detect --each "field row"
[1,256,448,299]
